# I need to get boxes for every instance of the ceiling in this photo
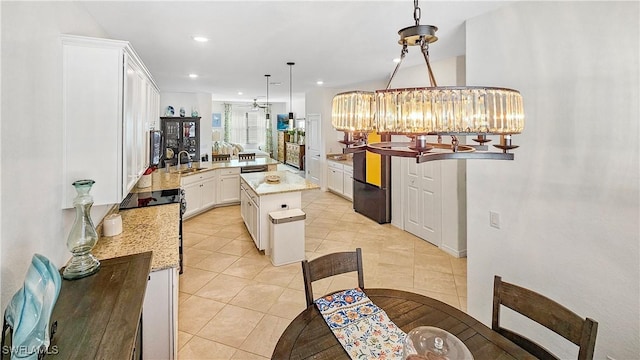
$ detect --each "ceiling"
[79,1,512,104]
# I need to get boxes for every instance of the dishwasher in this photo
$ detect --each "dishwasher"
[241,165,268,173]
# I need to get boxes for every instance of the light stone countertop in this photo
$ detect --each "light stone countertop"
[130,169,181,193]
[130,157,280,190]
[173,158,279,176]
[93,203,180,271]
[240,170,319,196]
[326,153,354,167]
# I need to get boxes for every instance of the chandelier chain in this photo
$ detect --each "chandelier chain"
[413,0,421,25]
[386,43,409,89]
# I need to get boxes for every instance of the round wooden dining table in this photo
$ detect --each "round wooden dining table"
[273,288,536,359]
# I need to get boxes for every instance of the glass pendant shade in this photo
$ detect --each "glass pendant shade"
[375,86,524,135]
[331,91,375,133]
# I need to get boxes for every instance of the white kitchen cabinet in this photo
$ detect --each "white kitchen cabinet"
[181,170,218,219]
[327,160,353,201]
[217,168,241,204]
[143,267,178,360]
[327,161,345,194]
[62,35,159,208]
[241,182,260,242]
[343,165,353,201]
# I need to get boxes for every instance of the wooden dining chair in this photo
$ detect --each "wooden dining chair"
[238,152,255,161]
[211,153,230,162]
[492,275,598,360]
[302,248,364,307]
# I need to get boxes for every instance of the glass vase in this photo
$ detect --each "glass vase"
[62,179,100,280]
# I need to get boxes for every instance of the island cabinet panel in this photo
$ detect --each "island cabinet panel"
[49,252,152,359]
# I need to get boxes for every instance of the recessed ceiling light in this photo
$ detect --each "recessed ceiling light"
[316,80,324,85]
[188,74,198,78]
[192,36,208,42]
[237,91,243,95]
[393,58,401,63]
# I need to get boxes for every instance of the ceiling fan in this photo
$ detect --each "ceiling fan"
[237,76,272,111]
[250,98,268,109]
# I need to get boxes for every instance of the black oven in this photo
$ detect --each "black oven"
[119,188,185,274]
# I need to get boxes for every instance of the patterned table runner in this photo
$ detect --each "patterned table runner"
[314,288,406,359]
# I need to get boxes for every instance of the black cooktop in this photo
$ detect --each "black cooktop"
[119,188,181,210]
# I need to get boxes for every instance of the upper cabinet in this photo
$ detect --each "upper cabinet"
[62,35,159,208]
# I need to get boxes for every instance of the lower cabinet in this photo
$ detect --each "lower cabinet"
[181,170,218,219]
[240,181,260,242]
[343,165,353,201]
[142,267,179,360]
[327,160,353,201]
[217,168,241,204]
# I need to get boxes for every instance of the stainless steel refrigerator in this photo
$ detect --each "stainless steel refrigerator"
[352,150,391,224]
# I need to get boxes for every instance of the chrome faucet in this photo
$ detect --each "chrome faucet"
[177,150,192,169]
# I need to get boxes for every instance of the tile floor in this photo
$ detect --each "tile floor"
[177,189,467,359]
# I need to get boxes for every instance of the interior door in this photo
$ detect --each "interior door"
[404,159,442,246]
[305,114,321,185]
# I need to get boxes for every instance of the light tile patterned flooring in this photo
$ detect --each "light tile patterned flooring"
[178,189,467,359]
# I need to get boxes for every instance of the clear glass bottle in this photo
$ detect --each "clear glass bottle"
[62,179,101,280]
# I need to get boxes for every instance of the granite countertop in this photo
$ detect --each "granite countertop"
[92,203,180,271]
[165,158,279,178]
[240,170,319,196]
[326,153,354,166]
[130,169,181,193]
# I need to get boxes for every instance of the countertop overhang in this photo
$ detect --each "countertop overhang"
[240,171,319,195]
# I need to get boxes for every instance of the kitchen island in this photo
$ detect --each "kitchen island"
[239,171,319,252]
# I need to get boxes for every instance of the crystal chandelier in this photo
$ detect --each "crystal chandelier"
[331,0,525,162]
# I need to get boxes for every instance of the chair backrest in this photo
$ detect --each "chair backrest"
[239,152,256,161]
[211,153,230,162]
[492,275,598,360]
[302,248,364,307]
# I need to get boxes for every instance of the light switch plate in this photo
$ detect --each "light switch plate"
[490,211,500,229]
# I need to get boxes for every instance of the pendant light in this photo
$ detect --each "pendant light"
[287,62,295,128]
[331,0,525,162]
[265,74,271,121]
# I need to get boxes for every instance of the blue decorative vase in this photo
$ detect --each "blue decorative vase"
[3,254,62,359]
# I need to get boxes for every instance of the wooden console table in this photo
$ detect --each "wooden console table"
[48,252,152,359]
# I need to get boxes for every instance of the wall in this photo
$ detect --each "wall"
[160,92,212,160]
[465,2,639,359]
[1,2,108,308]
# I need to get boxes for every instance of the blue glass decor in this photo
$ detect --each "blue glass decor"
[3,254,62,359]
